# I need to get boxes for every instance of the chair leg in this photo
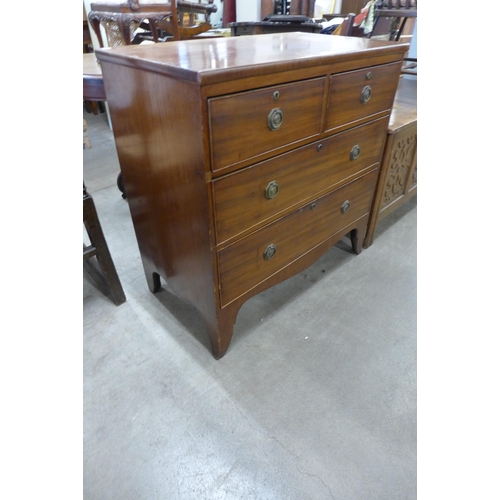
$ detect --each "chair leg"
[83,119,92,149]
[83,189,126,305]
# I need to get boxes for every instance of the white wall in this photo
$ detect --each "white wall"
[211,0,224,27]
[236,0,260,22]
[408,19,417,59]
[315,0,341,16]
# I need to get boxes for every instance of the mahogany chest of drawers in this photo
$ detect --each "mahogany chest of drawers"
[97,33,408,358]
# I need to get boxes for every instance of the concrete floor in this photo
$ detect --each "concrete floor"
[83,108,417,500]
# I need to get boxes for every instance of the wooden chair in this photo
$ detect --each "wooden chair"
[335,2,416,73]
[371,6,417,75]
[88,0,217,47]
[88,1,170,47]
[371,3,416,42]
[83,184,126,305]
[157,0,217,40]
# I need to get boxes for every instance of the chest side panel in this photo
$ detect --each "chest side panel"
[100,61,214,310]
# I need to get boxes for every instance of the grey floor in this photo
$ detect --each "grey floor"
[83,108,417,500]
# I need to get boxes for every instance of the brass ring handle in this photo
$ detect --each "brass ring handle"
[263,244,277,260]
[360,85,372,104]
[341,200,351,214]
[265,181,279,199]
[350,145,361,160]
[268,108,283,131]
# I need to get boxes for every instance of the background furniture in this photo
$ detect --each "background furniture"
[383,8,417,76]
[83,53,106,102]
[83,53,127,197]
[343,3,416,44]
[83,184,126,305]
[88,0,217,47]
[229,17,322,36]
[97,33,407,358]
[370,5,416,47]
[364,77,416,248]
[231,0,321,36]
[84,20,93,53]
[88,0,173,46]
[340,0,365,15]
[158,0,218,40]
[83,6,104,114]
[261,0,316,17]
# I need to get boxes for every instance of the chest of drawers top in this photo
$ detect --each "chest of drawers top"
[96,32,407,90]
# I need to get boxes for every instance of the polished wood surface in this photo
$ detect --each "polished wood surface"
[218,170,378,307]
[96,32,408,85]
[97,33,408,358]
[213,116,389,245]
[387,77,417,130]
[326,61,402,132]
[209,77,325,172]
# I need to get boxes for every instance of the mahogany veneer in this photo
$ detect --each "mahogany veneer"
[96,33,408,358]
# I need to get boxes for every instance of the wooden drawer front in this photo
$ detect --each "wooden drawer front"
[218,170,378,306]
[213,116,388,244]
[325,62,401,132]
[209,78,325,173]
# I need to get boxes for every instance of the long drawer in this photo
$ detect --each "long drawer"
[325,62,401,132]
[213,116,389,244]
[208,77,325,173]
[217,169,378,306]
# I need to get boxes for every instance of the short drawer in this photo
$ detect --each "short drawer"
[213,116,389,244]
[217,169,378,306]
[209,78,325,173]
[325,62,401,132]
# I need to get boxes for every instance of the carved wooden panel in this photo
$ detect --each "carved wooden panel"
[381,128,416,209]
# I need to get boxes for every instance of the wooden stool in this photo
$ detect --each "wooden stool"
[83,184,126,305]
[364,78,417,248]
